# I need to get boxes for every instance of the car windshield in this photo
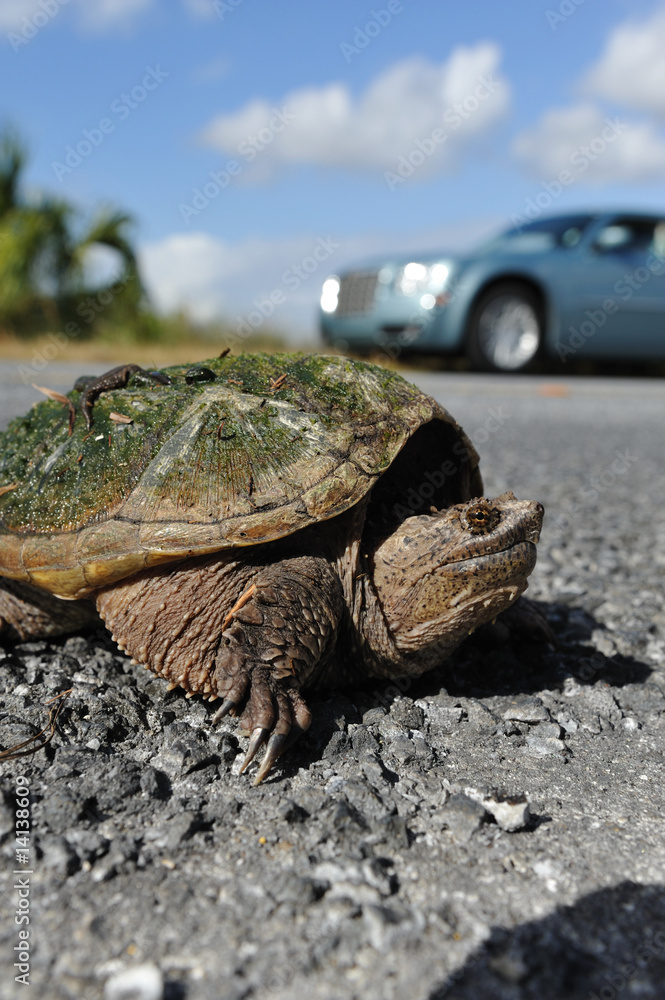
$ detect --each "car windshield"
[482,214,596,253]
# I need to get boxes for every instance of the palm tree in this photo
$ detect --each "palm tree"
[0,128,25,218]
[55,207,144,329]
[0,129,143,335]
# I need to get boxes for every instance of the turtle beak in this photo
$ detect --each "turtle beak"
[492,493,543,544]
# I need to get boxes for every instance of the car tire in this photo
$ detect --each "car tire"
[467,283,543,373]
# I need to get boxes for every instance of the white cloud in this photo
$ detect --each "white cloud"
[199,46,510,179]
[513,103,665,183]
[0,0,153,33]
[139,220,497,341]
[140,230,352,333]
[0,0,38,31]
[583,5,665,115]
[81,243,126,288]
[140,232,237,324]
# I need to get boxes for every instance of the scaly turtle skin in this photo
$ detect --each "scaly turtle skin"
[0,354,545,783]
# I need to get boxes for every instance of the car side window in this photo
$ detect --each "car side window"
[651,222,665,257]
[595,218,662,254]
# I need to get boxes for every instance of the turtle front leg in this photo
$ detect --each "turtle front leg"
[95,553,345,784]
[210,558,344,783]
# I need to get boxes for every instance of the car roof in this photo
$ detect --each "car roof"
[522,209,664,223]
[334,209,665,273]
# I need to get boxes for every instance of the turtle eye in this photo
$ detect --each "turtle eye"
[464,500,500,534]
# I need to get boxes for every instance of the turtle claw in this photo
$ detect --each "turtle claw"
[230,677,313,783]
[211,697,236,724]
[253,732,289,786]
[239,726,269,774]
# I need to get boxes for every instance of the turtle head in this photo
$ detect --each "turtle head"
[370,493,543,654]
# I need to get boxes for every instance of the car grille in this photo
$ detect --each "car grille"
[336,271,378,315]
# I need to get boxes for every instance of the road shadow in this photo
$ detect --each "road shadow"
[429,881,665,1000]
[250,597,653,780]
[433,599,653,701]
[3,597,649,783]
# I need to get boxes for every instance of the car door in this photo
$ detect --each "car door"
[562,215,665,359]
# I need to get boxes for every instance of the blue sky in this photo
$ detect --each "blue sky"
[2,0,665,339]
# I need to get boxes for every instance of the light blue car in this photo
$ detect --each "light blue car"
[319,211,665,371]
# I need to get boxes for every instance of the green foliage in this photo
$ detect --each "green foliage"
[0,128,295,349]
[0,128,144,337]
[89,309,289,351]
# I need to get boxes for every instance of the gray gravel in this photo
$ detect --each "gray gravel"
[1,363,665,1000]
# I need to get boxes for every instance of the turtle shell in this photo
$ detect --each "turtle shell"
[0,354,481,598]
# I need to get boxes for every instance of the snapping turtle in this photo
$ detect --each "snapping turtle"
[0,354,544,783]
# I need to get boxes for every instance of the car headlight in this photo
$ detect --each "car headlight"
[395,262,449,296]
[320,276,340,313]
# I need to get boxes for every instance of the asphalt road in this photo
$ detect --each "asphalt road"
[1,358,664,430]
[1,360,664,1000]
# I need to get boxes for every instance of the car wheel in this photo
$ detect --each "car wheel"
[467,283,543,372]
